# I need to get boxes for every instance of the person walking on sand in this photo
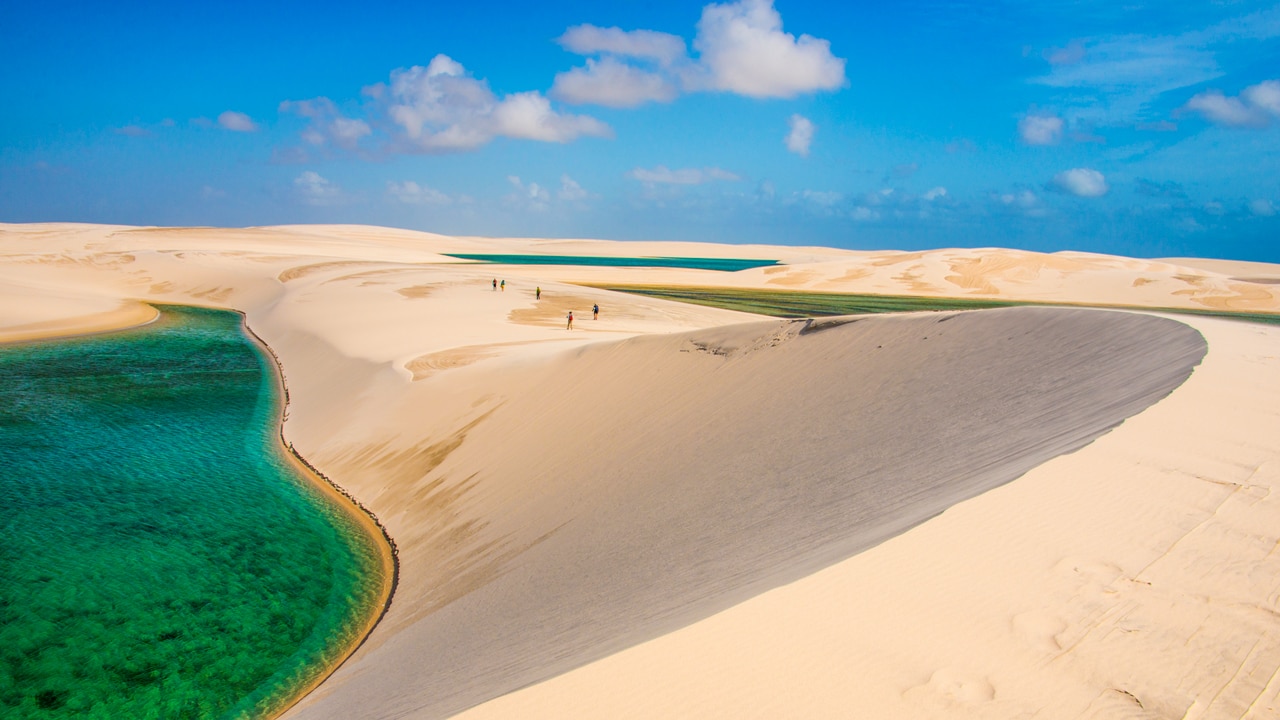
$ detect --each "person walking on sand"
[492,278,497,291]
[500,279,505,292]
[535,286,541,300]
[566,311,573,330]
[592,303,599,320]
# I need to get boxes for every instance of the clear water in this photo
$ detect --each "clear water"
[443,253,779,272]
[0,306,388,719]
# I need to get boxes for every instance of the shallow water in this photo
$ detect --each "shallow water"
[443,253,779,272]
[0,306,387,719]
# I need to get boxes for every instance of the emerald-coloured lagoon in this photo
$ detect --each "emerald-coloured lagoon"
[0,306,390,719]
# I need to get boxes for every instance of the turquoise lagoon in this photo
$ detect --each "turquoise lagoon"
[443,253,779,272]
[0,306,389,719]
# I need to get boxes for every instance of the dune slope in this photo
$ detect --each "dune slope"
[287,307,1205,719]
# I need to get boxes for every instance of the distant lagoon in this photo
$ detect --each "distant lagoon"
[0,305,389,719]
[443,253,779,272]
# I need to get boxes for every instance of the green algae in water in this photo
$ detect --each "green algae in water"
[0,306,388,719]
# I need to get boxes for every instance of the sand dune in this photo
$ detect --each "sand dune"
[284,307,1204,719]
[1,223,1277,720]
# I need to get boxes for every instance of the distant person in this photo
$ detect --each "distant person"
[492,278,497,291]
[593,303,599,320]
[536,286,541,300]
[566,311,573,330]
[500,280,505,292]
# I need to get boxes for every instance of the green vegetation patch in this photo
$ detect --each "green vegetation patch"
[593,285,1280,326]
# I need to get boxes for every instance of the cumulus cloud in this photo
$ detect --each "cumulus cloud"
[114,125,151,137]
[785,114,815,156]
[294,171,341,206]
[387,181,453,205]
[1019,113,1064,145]
[693,0,845,97]
[1052,168,1109,197]
[553,0,844,106]
[218,111,258,132]
[628,165,741,184]
[557,25,687,65]
[1184,78,1280,127]
[922,186,948,201]
[1245,80,1280,115]
[280,98,371,150]
[1250,198,1277,216]
[374,55,610,152]
[552,58,678,107]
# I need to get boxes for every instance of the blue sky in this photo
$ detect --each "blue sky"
[2,0,1279,261]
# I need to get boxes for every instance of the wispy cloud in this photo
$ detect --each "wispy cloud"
[558,174,591,201]
[387,180,454,206]
[628,165,741,184]
[294,171,342,206]
[280,98,371,150]
[505,175,552,212]
[1028,8,1280,126]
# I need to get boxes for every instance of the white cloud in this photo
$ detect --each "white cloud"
[294,171,341,206]
[551,58,678,107]
[1184,90,1266,127]
[558,175,590,201]
[557,25,687,65]
[218,111,258,132]
[1244,80,1280,115]
[280,98,371,150]
[114,125,151,137]
[387,181,453,205]
[628,165,741,184]
[1185,78,1280,127]
[1250,198,1276,217]
[922,186,948,201]
[1018,113,1064,145]
[1053,168,1109,197]
[785,114,815,156]
[553,0,844,106]
[365,54,609,153]
[693,0,845,98]
[850,206,878,221]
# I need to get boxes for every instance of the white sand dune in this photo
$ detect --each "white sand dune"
[1,223,1278,720]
